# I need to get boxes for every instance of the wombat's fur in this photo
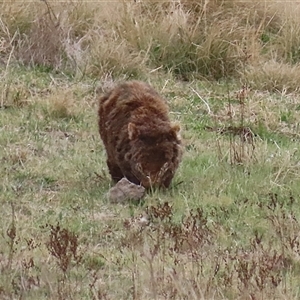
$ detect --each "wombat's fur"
[98,81,182,189]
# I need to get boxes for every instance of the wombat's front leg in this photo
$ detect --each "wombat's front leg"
[107,159,123,183]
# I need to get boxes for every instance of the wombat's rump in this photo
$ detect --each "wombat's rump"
[98,81,182,189]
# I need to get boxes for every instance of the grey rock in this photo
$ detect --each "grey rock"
[108,178,146,203]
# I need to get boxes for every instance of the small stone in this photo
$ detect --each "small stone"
[108,178,146,203]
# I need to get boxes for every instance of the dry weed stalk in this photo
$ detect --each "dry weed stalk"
[6,202,16,269]
[46,223,82,273]
[120,201,288,298]
[0,25,16,108]
[229,84,256,165]
[211,84,256,165]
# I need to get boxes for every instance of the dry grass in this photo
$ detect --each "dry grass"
[2,1,300,299]
[1,0,300,87]
[245,60,300,93]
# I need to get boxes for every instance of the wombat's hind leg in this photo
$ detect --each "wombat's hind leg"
[107,160,123,183]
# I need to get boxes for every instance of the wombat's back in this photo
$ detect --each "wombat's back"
[98,81,169,143]
[99,81,168,117]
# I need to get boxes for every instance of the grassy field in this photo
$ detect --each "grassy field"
[1,1,300,299]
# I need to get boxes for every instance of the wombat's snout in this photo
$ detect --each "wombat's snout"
[138,162,172,189]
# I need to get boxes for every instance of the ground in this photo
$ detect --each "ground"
[1,67,300,299]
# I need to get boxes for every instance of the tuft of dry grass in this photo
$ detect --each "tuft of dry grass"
[1,0,300,86]
[43,88,77,119]
[244,60,300,93]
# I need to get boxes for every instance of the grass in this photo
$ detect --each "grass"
[1,68,300,299]
[1,0,300,84]
[1,0,300,299]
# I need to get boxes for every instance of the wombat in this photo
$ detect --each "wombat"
[98,81,182,189]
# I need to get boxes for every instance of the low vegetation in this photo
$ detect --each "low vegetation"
[1,0,300,299]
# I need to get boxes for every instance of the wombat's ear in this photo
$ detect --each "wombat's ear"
[172,123,180,133]
[171,123,181,139]
[128,122,139,140]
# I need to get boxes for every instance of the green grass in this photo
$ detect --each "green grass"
[1,1,300,298]
[1,66,300,299]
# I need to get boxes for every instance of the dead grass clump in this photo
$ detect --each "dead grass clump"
[245,60,300,93]
[2,0,300,83]
[0,1,269,80]
[0,2,65,70]
[107,0,284,80]
[0,79,31,108]
[86,33,146,79]
[43,88,77,119]
[64,2,97,40]
[15,15,64,69]
[268,2,300,64]
[0,2,35,43]
[111,1,258,80]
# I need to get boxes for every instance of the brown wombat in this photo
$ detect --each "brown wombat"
[98,81,182,189]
